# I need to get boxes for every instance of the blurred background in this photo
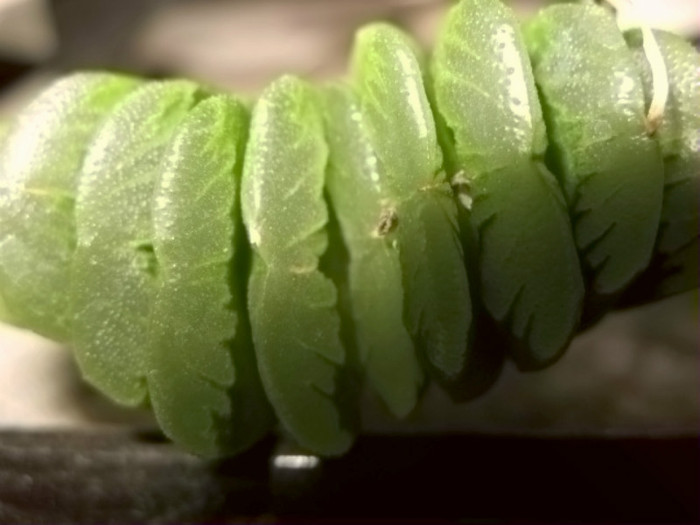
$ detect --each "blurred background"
[0,0,698,436]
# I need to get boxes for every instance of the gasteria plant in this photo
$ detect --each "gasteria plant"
[0,0,697,458]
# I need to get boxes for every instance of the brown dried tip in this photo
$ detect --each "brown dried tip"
[601,0,668,135]
[374,206,398,236]
[451,171,473,211]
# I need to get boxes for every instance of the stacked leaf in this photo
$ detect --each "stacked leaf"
[0,74,140,341]
[621,30,700,303]
[0,0,697,458]
[525,2,665,323]
[242,76,354,455]
[431,0,584,370]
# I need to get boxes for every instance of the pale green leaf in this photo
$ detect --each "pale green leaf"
[353,23,472,385]
[432,0,584,367]
[525,3,664,302]
[0,73,139,341]
[242,76,354,455]
[71,80,205,406]
[148,95,274,457]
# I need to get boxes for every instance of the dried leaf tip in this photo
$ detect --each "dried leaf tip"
[451,171,473,211]
[374,206,399,237]
[602,0,668,135]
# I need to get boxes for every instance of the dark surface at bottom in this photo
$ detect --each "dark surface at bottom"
[0,60,34,96]
[0,430,697,523]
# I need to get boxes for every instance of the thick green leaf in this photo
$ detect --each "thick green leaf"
[431,1,548,168]
[0,73,139,341]
[242,75,354,455]
[351,24,443,197]
[352,23,472,386]
[324,85,423,418]
[525,3,664,305]
[431,0,583,368]
[148,95,274,457]
[71,80,206,406]
[623,30,700,302]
